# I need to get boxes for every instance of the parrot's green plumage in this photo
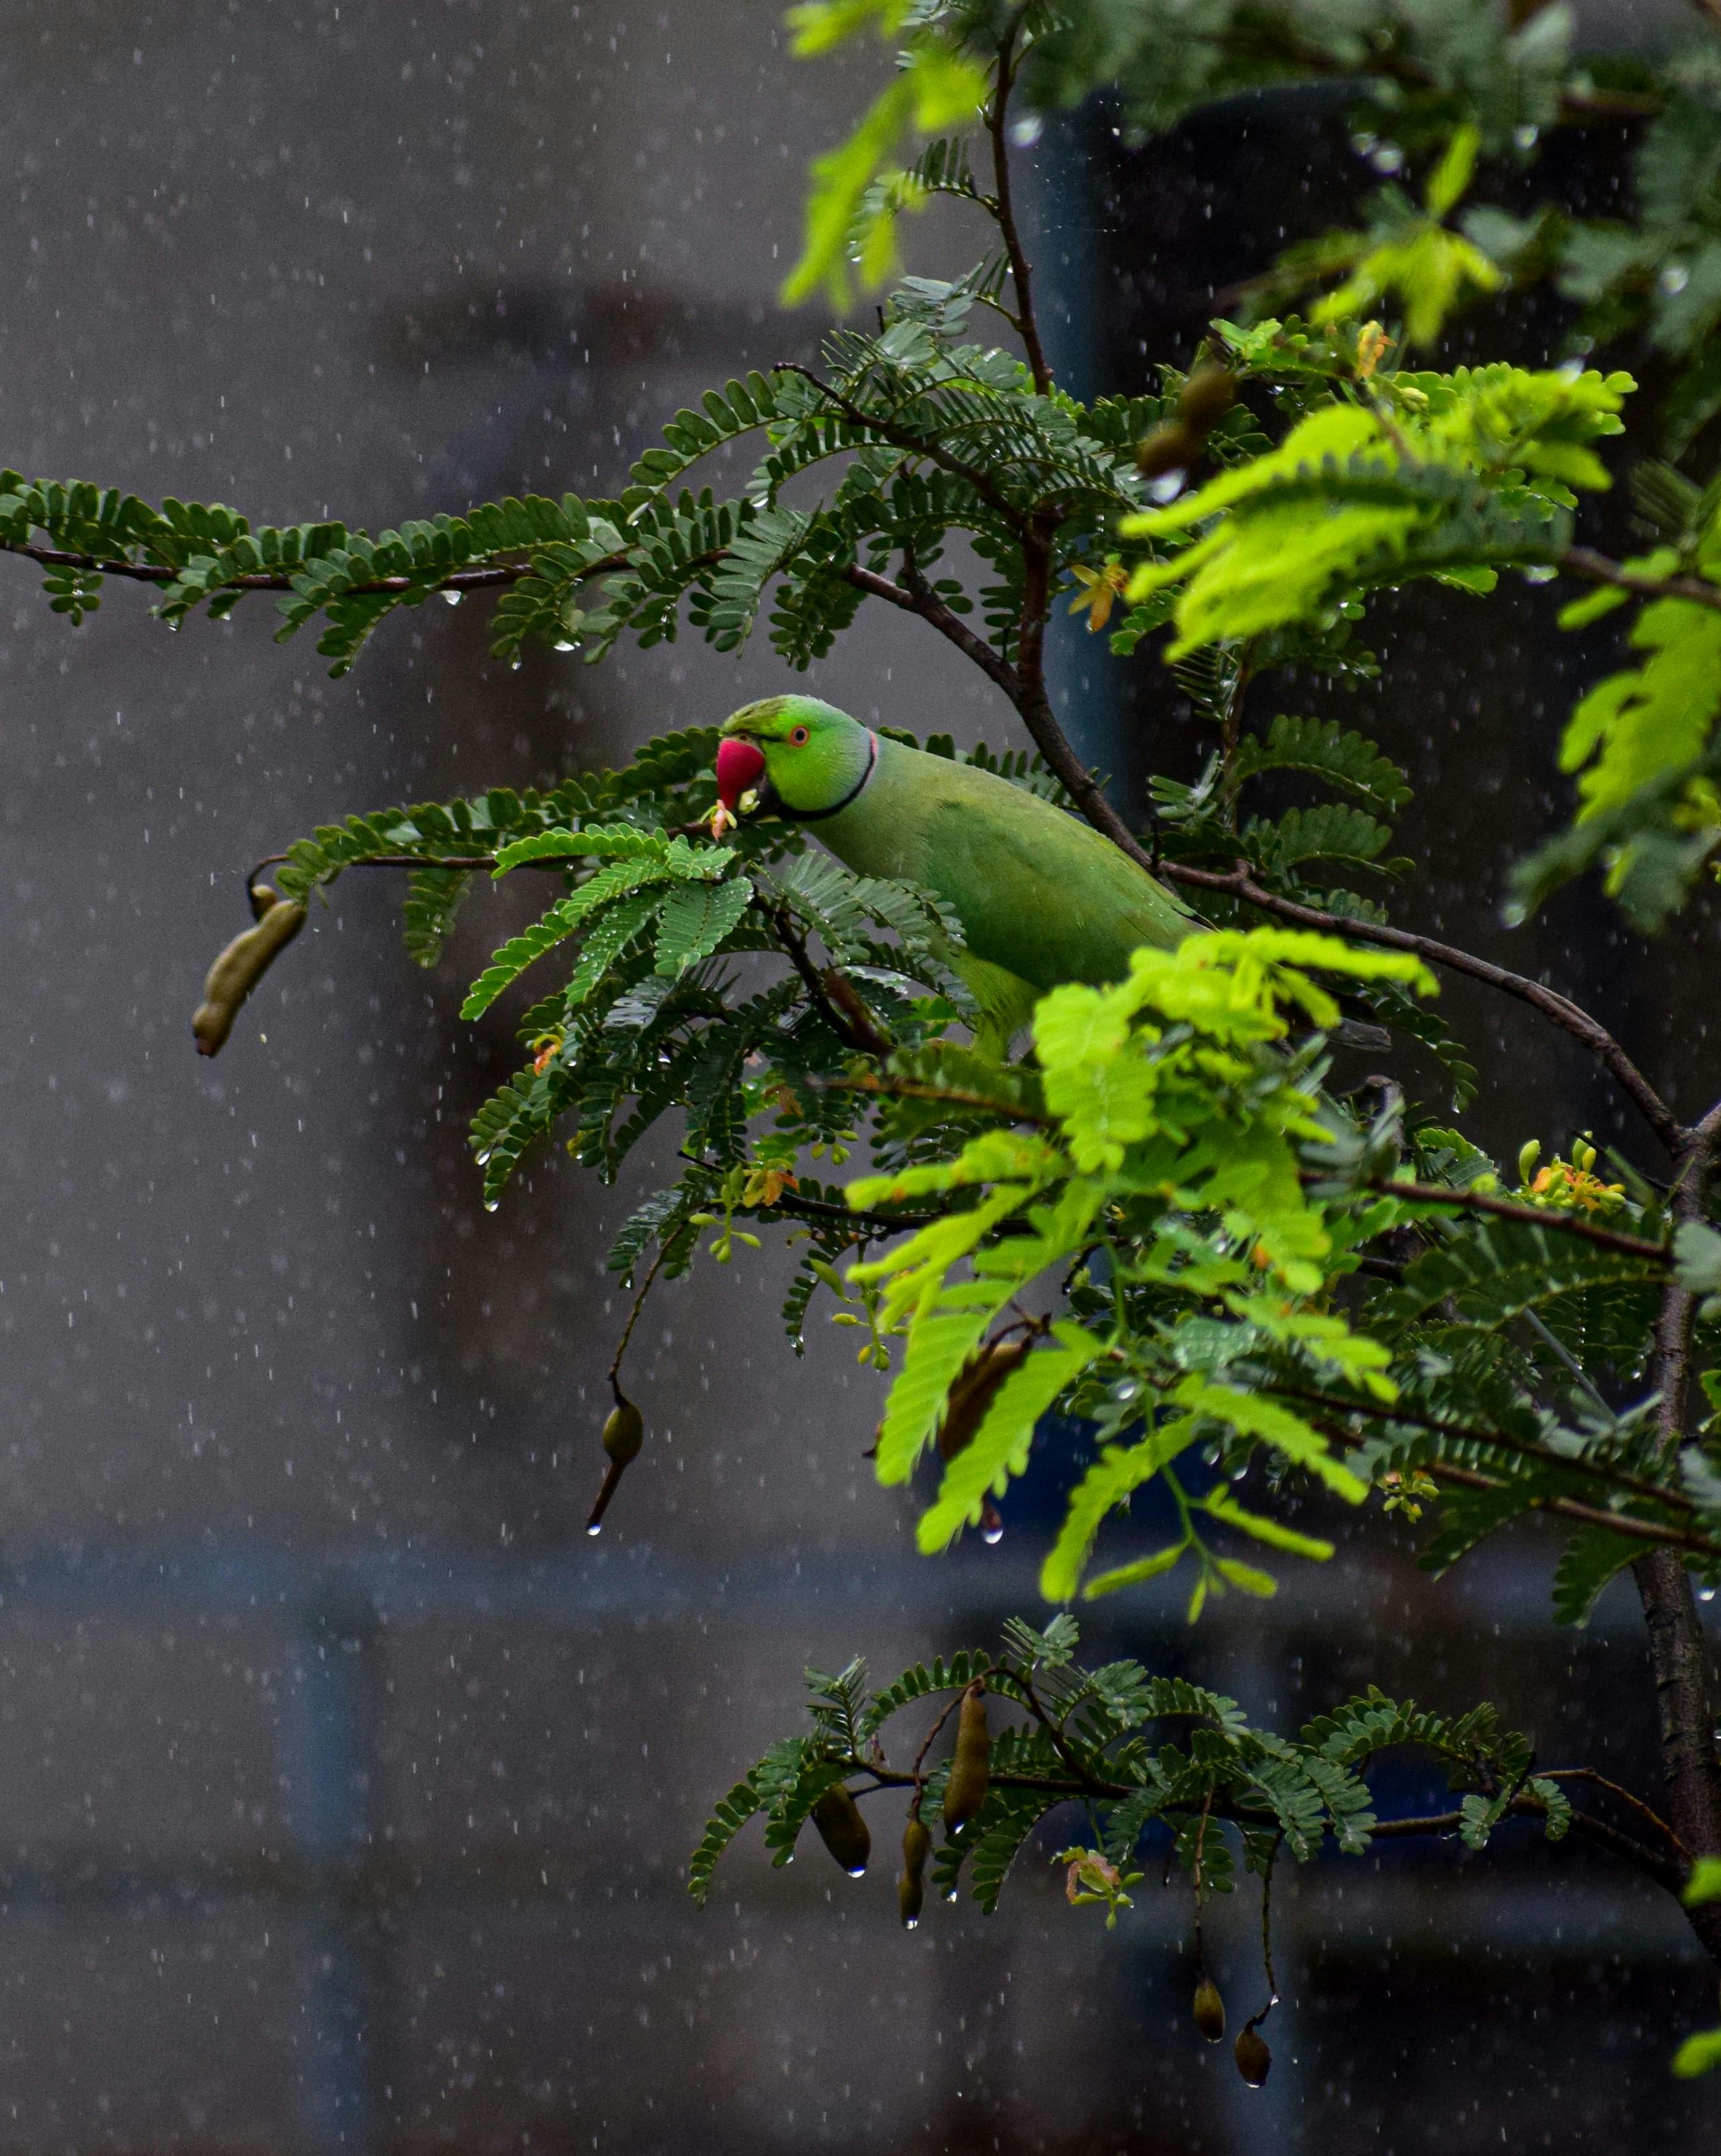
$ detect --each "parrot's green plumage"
[716,695,1194,1042]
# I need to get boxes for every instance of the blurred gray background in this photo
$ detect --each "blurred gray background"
[1,1,1718,2150]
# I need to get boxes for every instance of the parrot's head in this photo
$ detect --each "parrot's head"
[715,697,875,823]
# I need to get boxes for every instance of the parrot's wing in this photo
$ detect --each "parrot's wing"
[945,944,1041,1063]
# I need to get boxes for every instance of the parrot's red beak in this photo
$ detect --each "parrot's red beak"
[715,736,767,811]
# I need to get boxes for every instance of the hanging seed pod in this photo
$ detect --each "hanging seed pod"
[809,1785,871,1877]
[898,1814,933,1928]
[1234,2021,1271,2087]
[1177,364,1237,432]
[1192,1976,1227,2043]
[586,1399,646,1534]
[942,1682,990,1829]
[937,1337,1031,1463]
[192,894,307,1057]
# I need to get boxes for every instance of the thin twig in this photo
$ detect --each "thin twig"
[985,16,1052,396]
[1540,1768,1691,1863]
[1355,1174,1669,1262]
[829,1071,1051,1123]
[1255,1832,1283,2017]
[1561,547,1721,617]
[1,539,531,593]
[1015,1666,1114,1792]
[1265,1382,1697,1515]
[762,898,892,1057]
[1164,859,1682,1154]
[1366,1797,1681,1888]
[843,1755,1683,1887]
[769,1188,939,1235]
[253,849,576,884]
[608,1243,667,1409]
[771,362,1027,529]
[908,1692,969,1822]
[1421,1457,1721,1562]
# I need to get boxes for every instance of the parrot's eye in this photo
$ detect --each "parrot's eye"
[788,725,809,746]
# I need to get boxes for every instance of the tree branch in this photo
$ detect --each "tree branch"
[768,1189,939,1237]
[841,563,1024,703]
[845,1757,1683,1890]
[1217,15,1661,122]
[1355,1174,1669,1262]
[1265,1382,1696,1516]
[1559,547,1721,616]
[1368,1797,1683,1889]
[1164,859,1683,1156]
[985,18,1052,396]
[1541,1767,1690,1864]
[1422,1459,1721,1563]
[1633,1099,1721,1962]
[0,537,631,598]
[761,898,893,1058]
[830,1071,1050,1123]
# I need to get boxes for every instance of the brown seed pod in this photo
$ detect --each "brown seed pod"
[809,1785,872,1877]
[1177,364,1237,432]
[192,896,307,1057]
[1234,2022,1271,2087]
[941,1682,990,1829]
[1192,1976,1227,2043]
[937,1337,1032,1462]
[1134,422,1198,478]
[898,1814,933,1928]
[586,1400,646,1534]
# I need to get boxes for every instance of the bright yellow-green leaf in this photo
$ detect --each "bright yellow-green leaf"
[781,35,987,308]
[916,1326,1101,1552]
[1204,1491,1336,1561]
[1426,125,1481,220]
[785,0,906,58]
[1684,1855,1721,1906]
[1560,598,1721,821]
[1215,1556,1279,1597]
[1083,1543,1188,1599]
[1040,1418,1200,1602]
[1673,2027,1721,2078]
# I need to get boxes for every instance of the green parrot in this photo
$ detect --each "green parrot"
[714,694,1195,1044]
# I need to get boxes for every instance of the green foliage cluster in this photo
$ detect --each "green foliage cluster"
[689,1615,1570,2035]
[13,0,1721,2076]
